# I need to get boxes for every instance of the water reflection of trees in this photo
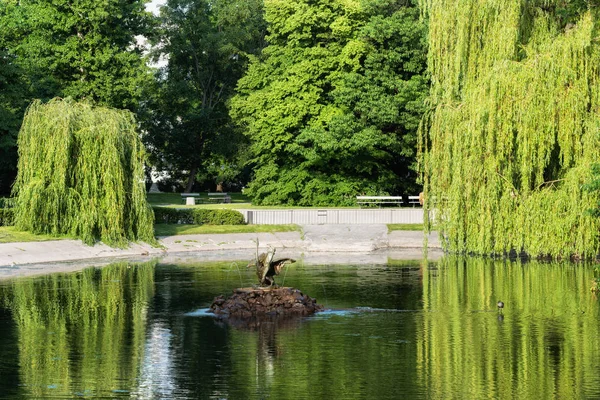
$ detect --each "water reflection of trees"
[148,262,426,399]
[0,261,156,398]
[0,306,19,398]
[417,256,600,399]
[5,257,595,398]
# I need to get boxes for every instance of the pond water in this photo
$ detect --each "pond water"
[0,256,599,399]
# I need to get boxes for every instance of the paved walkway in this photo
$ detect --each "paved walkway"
[0,225,442,279]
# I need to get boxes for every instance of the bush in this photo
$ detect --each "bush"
[192,209,245,225]
[153,207,193,224]
[153,207,245,225]
[0,208,14,226]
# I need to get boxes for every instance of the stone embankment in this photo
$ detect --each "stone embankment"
[0,225,443,279]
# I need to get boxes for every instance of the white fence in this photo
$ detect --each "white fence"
[238,208,424,225]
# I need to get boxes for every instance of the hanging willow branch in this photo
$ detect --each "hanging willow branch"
[419,1,600,259]
[12,98,155,247]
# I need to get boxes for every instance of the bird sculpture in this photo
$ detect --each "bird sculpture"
[248,246,296,287]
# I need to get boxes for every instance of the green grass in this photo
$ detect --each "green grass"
[0,226,74,243]
[154,224,302,236]
[0,223,301,243]
[387,224,424,232]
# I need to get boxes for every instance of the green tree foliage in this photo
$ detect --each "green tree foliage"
[0,0,153,194]
[230,0,428,206]
[0,5,29,194]
[0,49,27,194]
[0,0,153,109]
[419,1,600,258]
[141,0,265,192]
[12,98,155,246]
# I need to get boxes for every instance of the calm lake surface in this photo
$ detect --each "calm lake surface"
[0,256,599,399]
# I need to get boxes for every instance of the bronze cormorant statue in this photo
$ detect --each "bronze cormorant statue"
[248,246,296,287]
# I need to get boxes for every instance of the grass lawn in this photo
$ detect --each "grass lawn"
[0,224,301,244]
[0,226,74,243]
[148,193,432,210]
[154,224,301,236]
[387,224,424,232]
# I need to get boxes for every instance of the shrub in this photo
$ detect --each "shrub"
[153,207,192,224]
[152,207,245,226]
[192,209,245,225]
[0,208,14,226]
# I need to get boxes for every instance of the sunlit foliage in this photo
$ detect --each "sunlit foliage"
[231,0,428,205]
[0,0,152,194]
[419,1,600,258]
[12,98,155,246]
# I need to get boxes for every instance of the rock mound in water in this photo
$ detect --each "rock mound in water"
[209,287,324,318]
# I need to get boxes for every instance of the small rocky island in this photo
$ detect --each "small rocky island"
[209,287,323,318]
[208,246,324,319]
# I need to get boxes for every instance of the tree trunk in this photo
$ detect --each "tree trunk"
[185,166,198,193]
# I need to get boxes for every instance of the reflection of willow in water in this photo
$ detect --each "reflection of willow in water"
[417,256,600,399]
[1,260,156,398]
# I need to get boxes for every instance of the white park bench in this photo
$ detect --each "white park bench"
[181,193,200,205]
[208,192,231,203]
[408,195,422,207]
[356,196,403,208]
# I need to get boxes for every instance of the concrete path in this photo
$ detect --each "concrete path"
[301,224,439,251]
[0,225,442,278]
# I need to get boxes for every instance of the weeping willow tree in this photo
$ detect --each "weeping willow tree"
[419,1,600,258]
[11,98,155,246]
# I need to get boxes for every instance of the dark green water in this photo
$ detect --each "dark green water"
[0,256,599,399]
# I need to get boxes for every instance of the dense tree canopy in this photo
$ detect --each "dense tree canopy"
[0,47,27,194]
[0,0,154,194]
[1,0,153,108]
[231,0,428,206]
[0,0,428,203]
[0,3,29,193]
[419,0,600,258]
[141,0,265,192]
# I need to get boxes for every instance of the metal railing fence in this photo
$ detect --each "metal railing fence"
[239,208,424,225]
